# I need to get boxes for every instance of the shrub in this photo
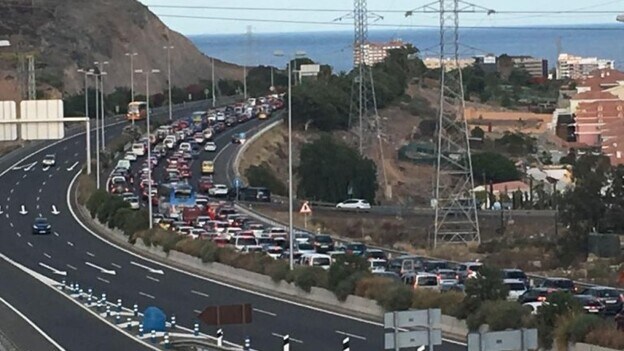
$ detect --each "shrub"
[355,277,395,300]
[200,242,218,263]
[292,267,328,292]
[328,255,369,293]
[77,174,96,205]
[121,209,149,236]
[245,163,287,196]
[536,291,582,349]
[174,238,204,257]
[96,195,128,224]
[377,285,413,311]
[585,326,624,350]
[467,300,530,331]
[265,260,290,283]
[411,289,464,316]
[109,208,134,230]
[333,271,369,301]
[160,234,183,254]
[86,189,108,218]
[554,313,604,347]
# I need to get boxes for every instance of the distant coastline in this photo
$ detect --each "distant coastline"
[190,24,624,73]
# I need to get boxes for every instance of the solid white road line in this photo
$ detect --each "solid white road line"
[130,261,164,275]
[335,330,367,341]
[0,297,66,351]
[253,308,277,317]
[145,275,160,283]
[38,262,66,276]
[84,262,116,275]
[190,290,210,298]
[96,277,111,284]
[9,222,13,228]
[272,333,303,344]
[138,292,155,300]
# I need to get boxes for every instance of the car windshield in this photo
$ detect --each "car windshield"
[35,218,48,224]
[506,271,527,279]
[506,283,527,291]
[237,238,256,246]
[596,289,619,298]
[348,244,365,251]
[315,236,332,243]
[313,257,331,266]
[438,271,456,279]
[298,243,314,250]
[553,280,574,289]
[418,276,438,286]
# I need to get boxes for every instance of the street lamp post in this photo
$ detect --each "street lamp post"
[164,45,174,120]
[125,52,138,101]
[92,71,101,189]
[95,61,109,150]
[211,57,216,108]
[135,69,160,229]
[77,68,94,175]
[273,50,306,270]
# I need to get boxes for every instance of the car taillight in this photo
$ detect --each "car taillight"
[455,275,459,280]
[620,294,624,302]
[437,274,441,281]
[537,296,546,302]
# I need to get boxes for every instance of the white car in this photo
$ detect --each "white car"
[124,152,137,162]
[126,196,140,210]
[336,199,371,210]
[234,235,257,251]
[216,111,225,122]
[132,143,146,156]
[204,142,217,152]
[164,136,176,149]
[42,154,56,167]
[179,142,192,152]
[523,302,544,315]
[504,279,528,301]
[208,184,229,197]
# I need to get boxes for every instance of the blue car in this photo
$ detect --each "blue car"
[32,217,51,235]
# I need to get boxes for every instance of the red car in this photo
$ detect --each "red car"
[198,176,214,192]
[179,164,192,178]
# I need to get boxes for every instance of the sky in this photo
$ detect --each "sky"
[139,0,624,35]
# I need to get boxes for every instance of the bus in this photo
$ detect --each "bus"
[127,101,148,121]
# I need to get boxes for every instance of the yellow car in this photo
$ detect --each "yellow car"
[202,160,214,174]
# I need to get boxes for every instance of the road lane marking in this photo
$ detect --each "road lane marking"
[15,181,19,186]
[253,308,277,317]
[53,231,59,237]
[272,333,303,344]
[21,174,26,179]
[335,330,366,341]
[42,181,46,186]
[48,174,53,178]
[27,242,33,248]
[66,264,77,271]
[190,290,210,298]
[16,233,21,238]
[0,297,67,351]
[9,222,13,228]
[97,277,111,284]
[86,251,95,257]
[38,262,66,276]
[193,309,202,314]
[139,292,155,300]
[66,161,79,172]
[130,261,164,275]
[67,241,74,246]
[146,275,160,283]
[43,253,51,259]
[85,262,116,275]
[38,188,42,193]
[9,188,13,193]
[111,263,122,269]
[36,196,40,202]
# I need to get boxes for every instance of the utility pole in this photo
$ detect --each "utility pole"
[244,25,252,101]
[95,61,109,151]
[164,45,174,120]
[407,1,494,247]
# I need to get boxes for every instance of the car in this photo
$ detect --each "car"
[209,184,229,197]
[233,235,257,251]
[265,246,284,259]
[369,258,387,272]
[336,199,371,210]
[201,161,215,175]
[204,142,217,152]
[456,261,483,283]
[197,176,214,193]
[193,133,205,144]
[435,269,460,287]
[539,277,576,293]
[364,249,387,261]
[300,253,332,270]
[523,302,544,315]
[124,152,137,162]
[344,242,367,256]
[517,288,555,304]
[42,154,56,166]
[402,272,440,290]
[312,234,334,253]
[581,286,624,315]
[232,133,246,144]
[32,217,51,235]
[297,242,316,255]
[573,294,606,314]
[179,142,192,152]
[504,279,528,301]
[502,268,529,288]
[132,143,146,156]
[125,196,140,210]
[422,260,449,273]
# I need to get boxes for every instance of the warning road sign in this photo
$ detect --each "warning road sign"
[299,201,312,214]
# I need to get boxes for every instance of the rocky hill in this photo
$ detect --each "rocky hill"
[0,0,242,100]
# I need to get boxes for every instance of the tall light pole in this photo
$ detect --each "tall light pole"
[95,61,109,150]
[274,50,306,270]
[77,68,94,175]
[92,71,101,189]
[164,45,174,120]
[135,68,160,229]
[125,52,138,101]
[211,57,216,108]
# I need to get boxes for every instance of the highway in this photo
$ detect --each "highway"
[0,104,467,350]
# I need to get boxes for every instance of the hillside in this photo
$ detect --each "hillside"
[0,0,242,99]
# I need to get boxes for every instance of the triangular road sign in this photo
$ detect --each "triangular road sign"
[299,201,312,214]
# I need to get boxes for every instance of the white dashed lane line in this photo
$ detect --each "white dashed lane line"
[38,189,42,193]
[335,330,366,341]
[272,333,304,344]
[253,308,277,317]
[97,277,110,284]
[138,292,155,300]
[9,223,13,228]
[86,251,95,257]
[190,290,210,298]
[111,263,122,269]
[67,241,74,247]
[66,264,77,271]
[9,189,13,194]
[15,233,21,238]
[43,253,51,259]
[146,276,160,283]
[26,242,33,248]
[53,232,59,237]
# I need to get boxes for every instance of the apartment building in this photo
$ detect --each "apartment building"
[557,53,615,80]
[510,56,548,78]
[353,40,405,66]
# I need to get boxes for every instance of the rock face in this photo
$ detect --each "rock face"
[0,0,242,97]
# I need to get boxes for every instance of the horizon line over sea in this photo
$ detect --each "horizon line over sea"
[189,24,624,73]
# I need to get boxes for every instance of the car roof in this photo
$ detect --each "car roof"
[35,217,48,221]
[545,277,572,281]
[503,279,526,284]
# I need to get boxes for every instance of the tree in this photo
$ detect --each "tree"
[456,265,509,319]
[536,291,581,348]
[471,152,520,183]
[297,135,378,203]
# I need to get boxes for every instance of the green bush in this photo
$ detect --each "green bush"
[292,267,328,292]
[162,234,184,254]
[467,300,530,331]
[200,242,218,263]
[334,271,369,301]
[536,291,582,349]
[174,238,205,257]
[411,289,464,316]
[265,260,290,283]
[121,209,149,236]
[97,195,129,224]
[328,255,369,295]
[109,207,134,230]
[245,163,288,196]
[377,285,413,311]
[555,313,604,347]
[86,189,108,217]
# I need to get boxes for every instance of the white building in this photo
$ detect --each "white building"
[353,40,405,66]
[556,53,615,80]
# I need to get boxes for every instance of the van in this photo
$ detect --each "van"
[300,254,331,270]
[132,143,145,156]
[116,159,131,171]
[402,272,440,290]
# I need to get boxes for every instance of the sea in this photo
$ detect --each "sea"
[189,24,624,74]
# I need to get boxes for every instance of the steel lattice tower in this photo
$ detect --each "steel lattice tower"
[27,55,36,100]
[338,0,382,154]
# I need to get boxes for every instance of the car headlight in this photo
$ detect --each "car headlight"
[33,225,38,229]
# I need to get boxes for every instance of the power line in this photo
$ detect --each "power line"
[147,4,624,15]
[155,14,624,31]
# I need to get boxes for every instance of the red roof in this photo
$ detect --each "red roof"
[576,68,624,90]
[572,90,618,100]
